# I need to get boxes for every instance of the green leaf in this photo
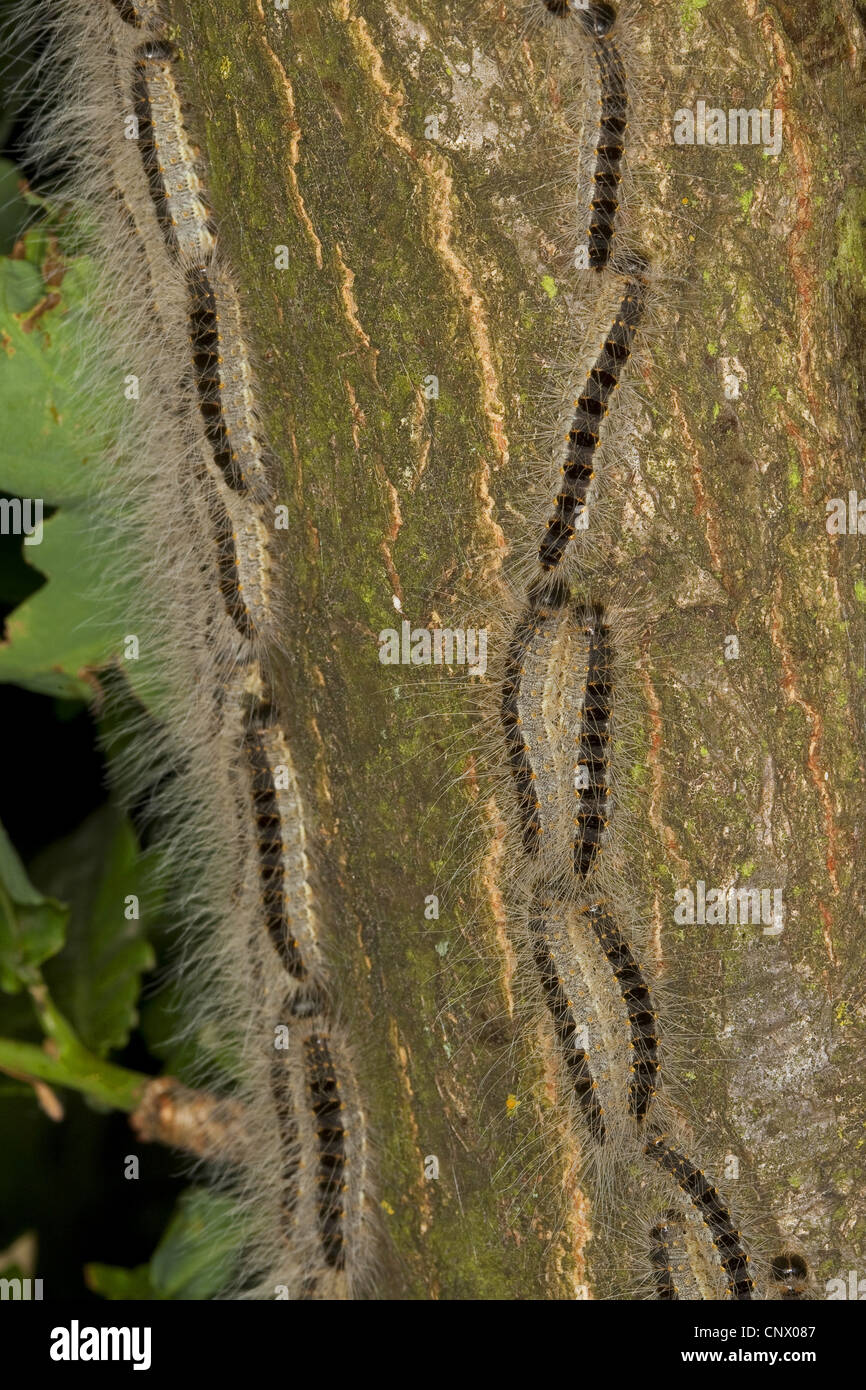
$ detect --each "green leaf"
[0,509,127,701]
[0,242,123,701]
[86,1190,243,1302]
[85,1263,159,1301]
[148,1189,241,1300]
[0,818,68,993]
[36,805,159,1056]
[0,162,31,256]
[0,244,114,503]
[1,256,43,316]
[140,976,246,1089]
[0,505,46,609]
[0,233,169,712]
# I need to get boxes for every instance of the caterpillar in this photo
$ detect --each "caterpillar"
[187,264,271,500]
[498,591,623,885]
[125,28,370,1292]
[129,33,280,651]
[242,715,327,1014]
[536,266,647,581]
[541,3,626,270]
[486,0,666,1257]
[644,1135,755,1300]
[109,0,162,25]
[530,901,607,1144]
[769,1252,811,1301]
[132,41,215,264]
[647,1207,735,1302]
[648,1214,679,1300]
[1,0,375,1300]
[573,606,613,877]
[529,895,660,1147]
[302,1030,354,1276]
[585,902,659,1122]
[269,1014,371,1299]
[500,585,588,865]
[484,0,807,1303]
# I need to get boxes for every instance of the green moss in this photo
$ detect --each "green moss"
[735,288,762,333]
[680,0,708,34]
[831,187,866,295]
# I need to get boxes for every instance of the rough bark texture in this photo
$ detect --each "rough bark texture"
[170,0,866,1297]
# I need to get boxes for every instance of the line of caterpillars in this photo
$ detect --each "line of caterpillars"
[113,0,360,1291]
[504,1,759,1300]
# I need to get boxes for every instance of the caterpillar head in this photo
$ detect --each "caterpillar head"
[770,1251,810,1299]
[575,3,618,37]
[544,2,617,33]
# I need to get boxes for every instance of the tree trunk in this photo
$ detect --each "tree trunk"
[172,0,866,1297]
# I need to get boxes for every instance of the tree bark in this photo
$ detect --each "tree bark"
[171,0,866,1297]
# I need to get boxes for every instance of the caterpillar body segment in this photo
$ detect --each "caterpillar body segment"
[132,41,215,264]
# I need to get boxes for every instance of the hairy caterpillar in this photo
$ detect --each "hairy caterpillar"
[188,264,272,500]
[647,1208,732,1302]
[536,267,647,581]
[573,606,613,877]
[543,3,626,270]
[109,0,162,26]
[2,0,375,1300]
[530,900,607,1145]
[132,41,215,264]
[529,894,661,1145]
[497,587,639,894]
[124,24,370,1294]
[265,1017,371,1298]
[769,1251,811,1301]
[242,715,327,1013]
[475,0,814,1302]
[128,32,281,651]
[644,1135,755,1300]
[500,585,587,863]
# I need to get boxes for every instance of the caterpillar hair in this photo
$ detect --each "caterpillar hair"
[643,1134,755,1300]
[2,0,375,1300]
[131,39,216,264]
